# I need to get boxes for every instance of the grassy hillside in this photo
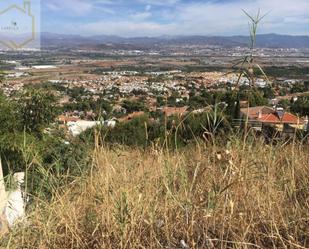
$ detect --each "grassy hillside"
[1,137,308,249]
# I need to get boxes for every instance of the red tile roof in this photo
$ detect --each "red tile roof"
[162,107,188,117]
[241,106,303,125]
[58,115,80,123]
[258,112,302,124]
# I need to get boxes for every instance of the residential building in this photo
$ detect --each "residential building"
[240,106,305,133]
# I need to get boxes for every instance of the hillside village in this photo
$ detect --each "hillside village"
[1,56,309,139]
[0,0,309,247]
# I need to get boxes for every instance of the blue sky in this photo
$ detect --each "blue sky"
[41,0,309,37]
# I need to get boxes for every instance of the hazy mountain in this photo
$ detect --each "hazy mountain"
[228,34,309,48]
[40,33,309,49]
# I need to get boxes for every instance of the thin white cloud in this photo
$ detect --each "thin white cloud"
[130,11,152,21]
[145,5,152,11]
[80,21,178,37]
[45,0,93,15]
[44,0,309,36]
[137,0,180,6]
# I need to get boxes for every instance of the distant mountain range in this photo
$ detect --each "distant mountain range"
[41,33,309,49]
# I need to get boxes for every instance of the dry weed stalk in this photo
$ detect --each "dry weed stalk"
[1,139,308,249]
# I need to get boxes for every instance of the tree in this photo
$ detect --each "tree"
[188,95,206,110]
[262,86,275,99]
[291,82,305,94]
[93,98,113,118]
[156,96,165,107]
[291,96,309,116]
[18,89,58,134]
[278,99,290,110]
[0,92,37,175]
[101,115,151,147]
[239,89,268,107]
[0,93,20,134]
[304,81,309,91]
[121,100,147,114]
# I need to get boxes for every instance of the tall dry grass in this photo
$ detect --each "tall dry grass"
[1,138,309,249]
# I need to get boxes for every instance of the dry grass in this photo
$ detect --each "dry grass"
[1,138,309,249]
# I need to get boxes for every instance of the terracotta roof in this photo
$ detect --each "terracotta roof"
[162,107,188,117]
[241,106,303,125]
[58,115,80,123]
[257,112,303,124]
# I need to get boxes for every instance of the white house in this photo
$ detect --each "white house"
[67,120,102,137]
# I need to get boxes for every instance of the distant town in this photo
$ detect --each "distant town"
[1,36,309,137]
[0,2,309,247]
